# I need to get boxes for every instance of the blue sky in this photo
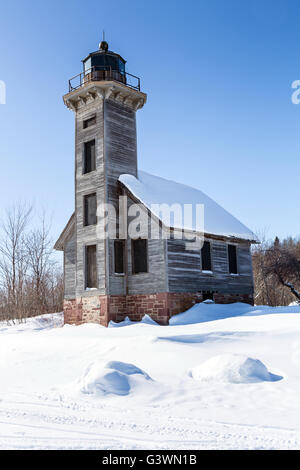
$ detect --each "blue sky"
[0,0,299,249]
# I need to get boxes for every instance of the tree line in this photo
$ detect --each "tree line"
[253,235,300,306]
[0,204,63,323]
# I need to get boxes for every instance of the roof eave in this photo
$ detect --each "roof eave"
[54,213,75,251]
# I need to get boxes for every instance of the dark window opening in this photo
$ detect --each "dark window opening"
[83,116,96,129]
[228,244,238,274]
[83,140,96,174]
[132,239,148,274]
[202,292,214,301]
[114,240,125,274]
[84,193,97,226]
[85,245,97,288]
[201,241,212,271]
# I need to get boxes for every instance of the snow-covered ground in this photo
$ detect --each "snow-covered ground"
[1,303,300,450]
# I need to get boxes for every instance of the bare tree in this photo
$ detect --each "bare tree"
[25,211,55,315]
[253,235,300,306]
[0,203,63,322]
[264,243,300,303]
[0,203,32,321]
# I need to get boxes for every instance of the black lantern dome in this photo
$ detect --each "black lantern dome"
[82,41,126,77]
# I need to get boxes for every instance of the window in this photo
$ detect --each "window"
[201,241,212,271]
[228,244,238,274]
[202,292,214,301]
[132,239,148,274]
[84,193,97,226]
[114,240,125,274]
[83,116,96,129]
[85,245,97,288]
[83,140,96,174]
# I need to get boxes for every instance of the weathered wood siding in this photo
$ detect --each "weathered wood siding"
[167,237,254,294]
[74,97,106,297]
[64,231,76,299]
[125,197,168,295]
[104,100,138,295]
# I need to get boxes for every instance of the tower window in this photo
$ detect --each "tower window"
[132,239,148,274]
[83,140,96,174]
[83,115,96,129]
[84,193,97,226]
[85,245,97,288]
[201,241,212,271]
[114,240,125,274]
[228,244,238,274]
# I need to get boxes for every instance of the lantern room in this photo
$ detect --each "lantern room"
[83,40,126,76]
[68,40,141,92]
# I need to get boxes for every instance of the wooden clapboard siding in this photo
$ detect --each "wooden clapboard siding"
[104,100,138,295]
[74,97,106,297]
[64,231,76,299]
[125,196,168,295]
[104,99,137,206]
[167,238,254,294]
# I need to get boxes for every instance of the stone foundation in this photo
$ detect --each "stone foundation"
[64,291,253,326]
[213,293,254,305]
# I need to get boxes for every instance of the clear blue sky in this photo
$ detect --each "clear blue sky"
[0,0,299,249]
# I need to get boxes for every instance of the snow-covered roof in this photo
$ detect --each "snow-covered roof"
[119,171,258,242]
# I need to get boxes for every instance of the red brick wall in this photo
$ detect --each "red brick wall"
[125,293,169,325]
[167,292,203,316]
[63,299,83,324]
[64,291,254,326]
[214,293,253,305]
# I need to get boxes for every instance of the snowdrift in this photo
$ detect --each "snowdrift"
[109,314,158,328]
[78,360,152,396]
[170,302,300,325]
[190,353,283,384]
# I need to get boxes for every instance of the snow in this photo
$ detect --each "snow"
[1,304,300,449]
[109,314,158,328]
[119,171,258,241]
[190,354,282,384]
[169,301,300,325]
[77,361,152,396]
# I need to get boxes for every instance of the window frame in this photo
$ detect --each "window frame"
[83,115,96,130]
[84,192,97,227]
[85,244,97,289]
[131,238,148,275]
[228,243,238,275]
[114,239,125,275]
[83,139,96,175]
[201,240,213,273]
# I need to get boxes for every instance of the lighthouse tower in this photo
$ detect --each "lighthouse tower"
[60,40,147,325]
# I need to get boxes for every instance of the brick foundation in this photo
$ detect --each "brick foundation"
[213,293,254,305]
[64,291,253,326]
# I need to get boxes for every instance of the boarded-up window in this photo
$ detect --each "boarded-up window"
[114,240,125,274]
[201,241,212,271]
[83,116,96,129]
[132,239,148,274]
[85,245,97,288]
[84,193,97,226]
[228,244,238,274]
[84,140,96,174]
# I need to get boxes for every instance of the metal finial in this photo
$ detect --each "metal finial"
[99,31,108,51]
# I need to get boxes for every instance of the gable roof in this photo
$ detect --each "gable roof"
[119,171,258,243]
[54,213,75,251]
